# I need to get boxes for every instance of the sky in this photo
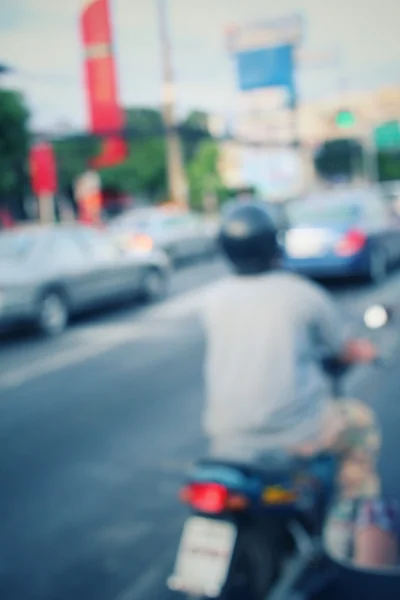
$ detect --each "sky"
[0,0,399,131]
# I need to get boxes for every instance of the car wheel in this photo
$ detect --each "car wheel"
[141,268,169,302]
[37,290,69,336]
[368,248,387,284]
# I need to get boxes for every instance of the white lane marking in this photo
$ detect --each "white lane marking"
[0,278,225,391]
[0,282,225,390]
[0,333,139,390]
[0,323,168,391]
[0,325,193,391]
[2,271,400,392]
[115,546,174,600]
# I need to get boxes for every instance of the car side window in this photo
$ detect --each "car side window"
[166,214,197,229]
[49,232,87,266]
[75,228,120,260]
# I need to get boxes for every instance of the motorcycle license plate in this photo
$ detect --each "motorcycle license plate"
[168,516,237,597]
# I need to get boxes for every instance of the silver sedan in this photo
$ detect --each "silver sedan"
[108,209,218,264]
[0,223,171,336]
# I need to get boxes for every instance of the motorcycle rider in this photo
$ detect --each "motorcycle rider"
[202,201,381,499]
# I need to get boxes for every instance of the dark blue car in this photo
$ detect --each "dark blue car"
[282,189,400,282]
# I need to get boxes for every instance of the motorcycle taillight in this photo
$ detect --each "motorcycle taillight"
[180,483,228,513]
[180,482,249,513]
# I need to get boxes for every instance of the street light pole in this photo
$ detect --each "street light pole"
[155,0,188,208]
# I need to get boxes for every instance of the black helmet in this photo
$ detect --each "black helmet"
[219,201,279,275]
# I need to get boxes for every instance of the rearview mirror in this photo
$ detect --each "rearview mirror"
[323,496,400,574]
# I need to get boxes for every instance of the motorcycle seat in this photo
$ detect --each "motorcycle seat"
[197,452,335,483]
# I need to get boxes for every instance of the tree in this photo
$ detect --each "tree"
[314,139,363,182]
[0,88,30,217]
[52,107,213,204]
[100,136,167,199]
[125,107,164,134]
[187,139,225,211]
[99,107,167,199]
[377,151,400,182]
[181,110,210,162]
[53,134,99,191]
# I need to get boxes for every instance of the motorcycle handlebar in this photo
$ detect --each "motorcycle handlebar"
[322,352,389,397]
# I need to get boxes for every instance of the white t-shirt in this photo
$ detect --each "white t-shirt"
[202,271,348,458]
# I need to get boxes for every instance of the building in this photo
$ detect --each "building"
[217,86,400,195]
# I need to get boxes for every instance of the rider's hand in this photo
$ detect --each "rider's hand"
[342,338,378,364]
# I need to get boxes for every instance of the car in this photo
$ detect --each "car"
[222,199,288,230]
[0,223,171,337]
[108,207,217,264]
[282,188,400,282]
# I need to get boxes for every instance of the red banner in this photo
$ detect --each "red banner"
[90,135,128,169]
[29,142,58,196]
[80,0,125,135]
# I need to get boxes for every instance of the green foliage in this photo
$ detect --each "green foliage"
[53,108,166,199]
[187,139,224,210]
[181,110,210,162]
[183,110,209,130]
[377,151,400,182]
[125,107,164,133]
[99,107,167,198]
[0,98,220,209]
[53,135,99,191]
[100,137,167,199]
[0,88,30,201]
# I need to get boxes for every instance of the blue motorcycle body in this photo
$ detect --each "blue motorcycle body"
[168,452,338,599]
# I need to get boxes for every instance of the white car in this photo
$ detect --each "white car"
[108,208,218,264]
[0,223,172,336]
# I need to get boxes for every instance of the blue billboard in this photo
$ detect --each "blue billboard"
[235,44,295,97]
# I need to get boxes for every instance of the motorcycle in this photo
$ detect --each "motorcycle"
[167,305,392,600]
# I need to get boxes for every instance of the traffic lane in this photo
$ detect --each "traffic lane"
[358,345,400,500]
[0,317,205,600]
[0,257,228,373]
[3,276,398,596]
[0,250,397,375]
[0,255,396,381]
[1,276,400,599]
[1,266,396,407]
[1,323,399,600]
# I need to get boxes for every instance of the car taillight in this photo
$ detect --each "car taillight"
[131,233,153,251]
[179,483,248,514]
[335,229,367,256]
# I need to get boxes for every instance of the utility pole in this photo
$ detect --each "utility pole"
[155,0,188,208]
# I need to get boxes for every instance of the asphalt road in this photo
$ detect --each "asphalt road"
[1,259,400,600]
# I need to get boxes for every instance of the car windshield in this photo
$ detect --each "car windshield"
[287,200,362,227]
[110,212,160,232]
[0,231,36,262]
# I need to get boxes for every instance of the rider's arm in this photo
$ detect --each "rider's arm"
[340,338,377,364]
[310,284,376,365]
